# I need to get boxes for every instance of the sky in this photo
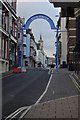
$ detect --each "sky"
[17,0,60,57]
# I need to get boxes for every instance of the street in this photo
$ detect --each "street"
[24,69,79,119]
[2,68,79,119]
[2,68,50,118]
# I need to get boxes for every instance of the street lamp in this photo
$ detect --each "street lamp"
[56,24,59,72]
[54,26,67,72]
[20,28,23,68]
[20,25,26,69]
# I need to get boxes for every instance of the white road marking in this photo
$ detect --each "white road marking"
[5,107,25,119]
[6,74,53,119]
[19,74,53,119]
[69,74,80,92]
[2,74,13,79]
[35,74,53,105]
[53,91,55,95]
[19,106,32,119]
[54,94,79,101]
[33,95,79,105]
[73,73,80,82]
[5,107,29,120]
[11,108,28,119]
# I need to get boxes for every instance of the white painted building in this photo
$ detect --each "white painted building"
[36,35,47,68]
[47,57,55,66]
[60,18,67,65]
[23,29,27,67]
[36,50,47,68]
[26,29,37,67]
[43,52,47,68]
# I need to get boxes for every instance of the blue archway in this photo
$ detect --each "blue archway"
[24,14,57,30]
[21,14,59,72]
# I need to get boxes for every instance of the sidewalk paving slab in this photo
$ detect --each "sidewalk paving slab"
[24,95,79,119]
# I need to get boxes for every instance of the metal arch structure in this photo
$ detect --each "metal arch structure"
[24,14,57,30]
[21,13,59,72]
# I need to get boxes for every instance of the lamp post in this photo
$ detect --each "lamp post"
[20,28,23,68]
[56,25,59,72]
[20,24,25,69]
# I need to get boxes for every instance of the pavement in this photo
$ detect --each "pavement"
[2,70,13,78]
[24,95,79,119]
[23,68,80,119]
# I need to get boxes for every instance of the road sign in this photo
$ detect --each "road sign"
[25,14,56,30]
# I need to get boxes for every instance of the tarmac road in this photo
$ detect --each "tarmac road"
[2,68,50,118]
[40,69,79,103]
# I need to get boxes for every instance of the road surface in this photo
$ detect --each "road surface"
[2,68,50,118]
[40,69,79,103]
[2,68,79,119]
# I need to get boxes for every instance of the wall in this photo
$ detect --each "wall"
[61,18,67,64]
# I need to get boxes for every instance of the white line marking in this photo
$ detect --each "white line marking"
[6,74,53,119]
[19,106,32,119]
[19,74,53,119]
[35,74,52,105]
[71,75,80,88]
[2,74,13,79]
[32,95,79,105]
[5,107,28,120]
[54,94,79,101]
[69,74,80,92]
[73,73,80,82]
[11,107,29,119]
[5,107,24,119]
[53,91,55,95]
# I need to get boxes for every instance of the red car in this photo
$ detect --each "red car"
[13,67,22,73]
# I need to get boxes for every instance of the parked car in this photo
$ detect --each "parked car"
[13,67,22,73]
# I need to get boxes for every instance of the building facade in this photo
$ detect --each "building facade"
[60,18,67,65]
[65,8,80,72]
[66,17,76,70]
[0,0,18,73]
[47,57,55,67]
[73,8,80,74]
[36,35,47,68]
[17,17,28,68]
[49,0,80,74]
[26,29,37,68]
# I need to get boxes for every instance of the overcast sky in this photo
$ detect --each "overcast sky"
[17,0,60,57]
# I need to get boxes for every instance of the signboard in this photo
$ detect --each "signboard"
[49,0,80,7]
[25,14,56,30]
